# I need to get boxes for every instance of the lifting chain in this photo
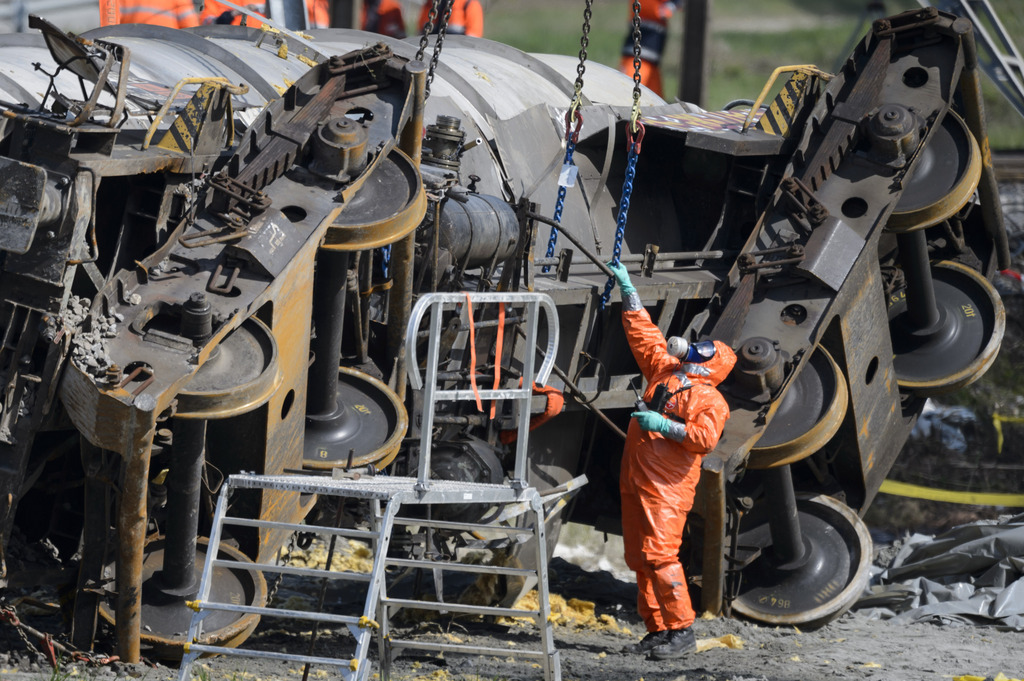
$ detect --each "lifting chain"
[600,1,645,309]
[416,0,454,100]
[394,1,457,281]
[543,0,593,272]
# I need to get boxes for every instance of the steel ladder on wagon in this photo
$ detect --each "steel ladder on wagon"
[176,291,582,681]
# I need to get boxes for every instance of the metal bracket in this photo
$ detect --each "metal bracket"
[641,243,660,277]
[778,177,829,234]
[737,243,806,274]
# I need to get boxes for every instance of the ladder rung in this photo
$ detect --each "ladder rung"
[192,601,366,626]
[392,515,535,535]
[184,643,357,668]
[384,557,536,577]
[222,516,378,541]
[390,638,550,659]
[212,559,372,582]
[383,597,540,620]
[434,388,533,401]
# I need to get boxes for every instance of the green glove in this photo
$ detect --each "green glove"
[608,261,636,296]
[631,410,672,435]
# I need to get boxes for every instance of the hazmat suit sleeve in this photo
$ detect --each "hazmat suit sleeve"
[679,386,731,454]
[622,294,678,380]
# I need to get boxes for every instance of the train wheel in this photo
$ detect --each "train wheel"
[886,112,981,233]
[99,537,267,660]
[748,347,847,470]
[175,316,280,419]
[303,366,408,469]
[888,260,1004,396]
[322,147,427,251]
[730,494,871,628]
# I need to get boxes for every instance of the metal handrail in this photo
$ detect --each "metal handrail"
[405,292,559,391]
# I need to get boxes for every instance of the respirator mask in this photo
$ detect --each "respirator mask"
[666,337,717,363]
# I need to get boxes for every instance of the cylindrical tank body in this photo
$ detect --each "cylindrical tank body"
[438,192,519,269]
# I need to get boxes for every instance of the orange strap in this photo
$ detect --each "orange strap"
[99,0,120,25]
[499,383,565,444]
[465,294,484,412]
[489,302,505,419]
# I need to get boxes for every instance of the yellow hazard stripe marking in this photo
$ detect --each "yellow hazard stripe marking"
[157,83,216,153]
[756,73,808,136]
[879,479,1024,507]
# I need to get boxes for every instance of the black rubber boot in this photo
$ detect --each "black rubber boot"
[648,627,696,660]
[624,629,668,654]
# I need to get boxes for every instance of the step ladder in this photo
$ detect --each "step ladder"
[177,292,581,681]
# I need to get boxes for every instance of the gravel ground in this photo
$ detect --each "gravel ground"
[3,530,1024,681]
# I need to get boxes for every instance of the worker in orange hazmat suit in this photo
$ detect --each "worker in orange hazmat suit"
[619,0,680,96]
[609,261,736,660]
[363,0,407,38]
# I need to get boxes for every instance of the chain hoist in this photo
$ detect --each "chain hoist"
[601,0,646,309]
[543,0,594,273]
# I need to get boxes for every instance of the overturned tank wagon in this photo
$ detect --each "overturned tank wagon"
[0,5,1009,662]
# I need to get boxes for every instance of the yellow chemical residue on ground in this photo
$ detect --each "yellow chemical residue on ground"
[279,538,373,573]
[696,634,744,652]
[503,590,630,633]
[278,594,315,611]
[407,671,454,680]
[955,676,1023,681]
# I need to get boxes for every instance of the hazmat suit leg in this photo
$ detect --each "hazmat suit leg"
[622,488,666,632]
[621,431,701,632]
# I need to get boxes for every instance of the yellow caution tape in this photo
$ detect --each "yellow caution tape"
[879,479,1024,507]
[992,412,1024,454]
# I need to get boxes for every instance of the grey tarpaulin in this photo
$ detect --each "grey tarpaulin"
[854,513,1024,629]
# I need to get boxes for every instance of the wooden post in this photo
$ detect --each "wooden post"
[330,0,358,27]
[679,0,709,107]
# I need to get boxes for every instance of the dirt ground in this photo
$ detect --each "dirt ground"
[3,529,1024,681]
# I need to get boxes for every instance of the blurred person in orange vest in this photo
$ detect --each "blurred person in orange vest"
[116,0,200,28]
[200,0,265,26]
[619,0,681,96]
[608,261,736,660]
[200,0,328,28]
[418,0,483,38]
[362,0,406,38]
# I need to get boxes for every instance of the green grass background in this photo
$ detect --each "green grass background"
[462,0,1024,148]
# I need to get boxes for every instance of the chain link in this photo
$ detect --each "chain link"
[543,0,593,272]
[424,0,455,99]
[600,138,641,309]
[415,0,440,62]
[629,0,643,132]
[598,1,645,308]
[573,0,593,111]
